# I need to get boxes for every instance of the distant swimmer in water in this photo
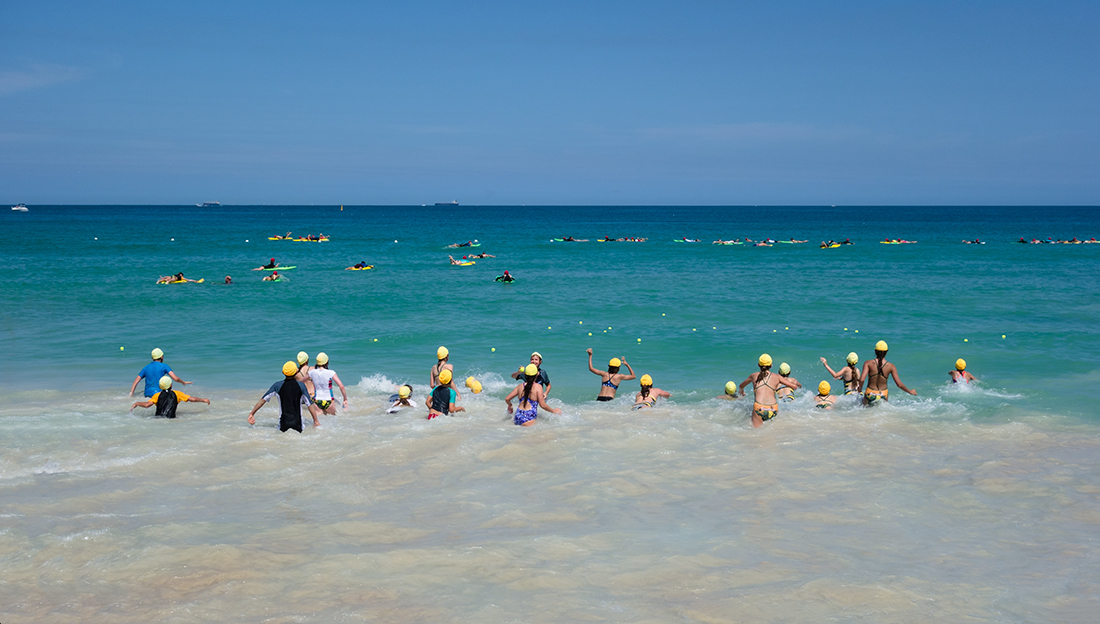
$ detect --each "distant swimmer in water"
[821,352,863,395]
[949,359,977,384]
[506,364,561,426]
[225,276,232,284]
[494,270,515,283]
[961,239,984,244]
[633,374,671,410]
[247,361,322,432]
[715,381,740,400]
[448,255,464,265]
[788,238,808,243]
[157,272,198,284]
[387,385,417,413]
[427,369,465,419]
[468,252,495,258]
[588,348,635,401]
[510,351,550,395]
[860,341,917,406]
[131,375,210,418]
[814,381,837,410]
[253,258,278,270]
[774,363,801,402]
[430,346,460,401]
[738,354,801,428]
[347,260,372,269]
[447,240,475,248]
[308,352,349,415]
[261,271,282,281]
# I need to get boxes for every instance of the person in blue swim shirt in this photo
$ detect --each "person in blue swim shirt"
[129,348,190,398]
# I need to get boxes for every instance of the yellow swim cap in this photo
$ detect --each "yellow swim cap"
[846,352,859,365]
[609,358,621,368]
[159,375,172,390]
[875,340,889,352]
[724,381,737,396]
[282,361,299,376]
[398,385,412,398]
[471,380,483,394]
[465,376,477,388]
[437,346,449,360]
[315,352,329,365]
[818,380,831,395]
[640,374,653,386]
[297,351,309,365]
[956,358,966,371]
[438,369,452,385]
[151,348,164,360]
[524,363,539,377]
[779,363,791,375]
[758,353,772,367]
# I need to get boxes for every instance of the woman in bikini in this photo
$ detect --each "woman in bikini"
[738,354,801,428]
[505,364,561,426]
[820,352,863,396]
[587,348,635,401]
[632,374,671,409]
[860,341,917,406]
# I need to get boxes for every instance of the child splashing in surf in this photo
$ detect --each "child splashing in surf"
[633,375,671,409]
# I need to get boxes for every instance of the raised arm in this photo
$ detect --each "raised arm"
[619,358,636,381]
[586,349,603,375]
[820,357,843,379]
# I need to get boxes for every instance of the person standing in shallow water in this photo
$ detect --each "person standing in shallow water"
[860,340,918,406]
[129,348,190,398]
[587,348,635,401]
[248,361,321,432]
[821,352,863,395]
[506,364,561,426]
[738,353,801,428]
[430,346,461,400]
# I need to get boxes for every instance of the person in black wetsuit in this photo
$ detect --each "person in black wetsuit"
[494,270,515,282]
[247,361,322,431]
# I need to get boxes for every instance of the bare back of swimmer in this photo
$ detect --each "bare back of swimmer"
[860,341,917,405]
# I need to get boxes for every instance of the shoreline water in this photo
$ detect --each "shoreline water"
[2,205,1099,621]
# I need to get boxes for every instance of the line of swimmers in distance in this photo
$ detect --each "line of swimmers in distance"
[129,342,977,431]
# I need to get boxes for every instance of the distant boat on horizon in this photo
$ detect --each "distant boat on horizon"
[197,201,221,207]
[11,203,28,212]
[434,200,459,206]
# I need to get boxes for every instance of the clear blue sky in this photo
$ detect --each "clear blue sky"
[2,1,1098,205]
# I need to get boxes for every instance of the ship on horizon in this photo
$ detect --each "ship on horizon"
[11,203,28,212]
[197,201,221,207]
[434,200,459,206]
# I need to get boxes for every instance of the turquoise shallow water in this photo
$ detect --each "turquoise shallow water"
[2,205,1099,622]
[1,205,1098,416]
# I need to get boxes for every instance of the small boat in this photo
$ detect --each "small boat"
[196,201,221,207]
[11,203,28,212]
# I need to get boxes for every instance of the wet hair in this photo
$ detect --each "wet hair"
[607,365,620,374]
[522,371,537,404]
[640,384,651,400]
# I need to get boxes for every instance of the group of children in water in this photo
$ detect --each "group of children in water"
[129,340,977,431]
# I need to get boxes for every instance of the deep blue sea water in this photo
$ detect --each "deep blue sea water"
[2,205,1099,622]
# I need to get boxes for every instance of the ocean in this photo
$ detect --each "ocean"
[1,204,1098,622]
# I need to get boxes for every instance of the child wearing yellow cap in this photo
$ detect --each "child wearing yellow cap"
[860,341,918,406]
[949,359,977,384]
[587,348,635,402]
[427,368,465,419]
[737,353,802,427]
[814,381,837,410]
[633,374,671,410]
[130,375,209,418]
[247,361,322,432]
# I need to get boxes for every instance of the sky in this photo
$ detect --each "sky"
[1,0,1098,205]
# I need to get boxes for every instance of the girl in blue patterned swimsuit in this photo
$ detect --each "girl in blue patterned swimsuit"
[505,364,562,426]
